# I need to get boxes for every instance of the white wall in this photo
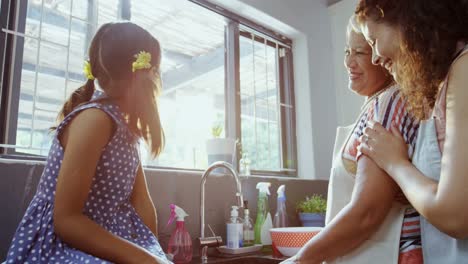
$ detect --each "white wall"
[210,0,338,180]
[328,0,363,126]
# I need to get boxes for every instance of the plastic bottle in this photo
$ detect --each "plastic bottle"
[167,204,193,264]
[227,205,243,249]
[242,200,254,247]
[273,185,288,257]
[273,185,288,228]
[254,182,273,246]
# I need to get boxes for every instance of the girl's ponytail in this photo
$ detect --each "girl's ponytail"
[51,24,110,129]
[127,70,164,158]
[54,79,95,126]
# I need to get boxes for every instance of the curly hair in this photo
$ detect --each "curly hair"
[355,0,468,119]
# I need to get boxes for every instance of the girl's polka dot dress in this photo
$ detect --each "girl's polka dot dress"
[5,91,169,263]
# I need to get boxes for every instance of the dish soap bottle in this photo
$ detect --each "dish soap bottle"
[242,200,254,247]
[227,205,243,248]
[254,182,273,246]
[167,204,193,263]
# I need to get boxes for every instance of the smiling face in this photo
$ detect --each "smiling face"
[360,19,402,80]
[344,29,389,97]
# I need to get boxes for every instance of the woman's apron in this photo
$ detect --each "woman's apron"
[413,44,468,264]
[412,112,468,264]
[325,113,406,263]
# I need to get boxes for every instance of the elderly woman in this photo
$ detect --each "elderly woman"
[281,16,421,264]
[356,0,468,263]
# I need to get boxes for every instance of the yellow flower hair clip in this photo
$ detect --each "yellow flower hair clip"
[132,51,152,72]
[83,60,95,80]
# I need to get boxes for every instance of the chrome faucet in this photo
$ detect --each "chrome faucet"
[199,161,244,263]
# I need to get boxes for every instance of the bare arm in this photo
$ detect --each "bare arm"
[131,164,158,237]
[53,109,162,264]
[362,55,468,238]
[391,55,468,238]
[294,156,399,264]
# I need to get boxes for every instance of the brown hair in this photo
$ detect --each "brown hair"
[56,22,165,157]
[355,0,468,119]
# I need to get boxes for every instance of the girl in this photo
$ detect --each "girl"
[5,22,170,264]
[356,0,468,263]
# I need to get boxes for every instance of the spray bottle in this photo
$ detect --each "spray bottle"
[273,185,288,257]
[273,185,288,228]
[254,182,273,246]
[167,204,192,263]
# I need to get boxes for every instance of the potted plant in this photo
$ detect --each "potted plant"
[205,124,236,167]
[296,194,327,227]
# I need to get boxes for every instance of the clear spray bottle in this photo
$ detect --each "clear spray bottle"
[273,185,288,257]
[273,185,288,228]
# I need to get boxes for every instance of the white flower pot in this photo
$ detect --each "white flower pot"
[206,138,236,167]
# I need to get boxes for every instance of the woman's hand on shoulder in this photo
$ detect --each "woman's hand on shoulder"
[358,120,410,175]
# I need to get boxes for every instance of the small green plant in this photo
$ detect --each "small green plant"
[211,124,223,138]
[296,194,327,214]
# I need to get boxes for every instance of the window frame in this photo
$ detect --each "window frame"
[236,28,297,176]
[1,0,27,156]
[0,0,297,176]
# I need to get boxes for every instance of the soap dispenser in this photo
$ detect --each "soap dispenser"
[226,205,243,249]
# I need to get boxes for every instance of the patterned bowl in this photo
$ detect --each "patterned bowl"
[270,227,322,257]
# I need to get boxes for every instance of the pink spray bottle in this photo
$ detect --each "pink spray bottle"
[167,204,193,263]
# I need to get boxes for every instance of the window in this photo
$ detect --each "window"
[0,0,296,175]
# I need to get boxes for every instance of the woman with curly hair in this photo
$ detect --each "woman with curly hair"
[281,16,421,264]
[355,0,468,263]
